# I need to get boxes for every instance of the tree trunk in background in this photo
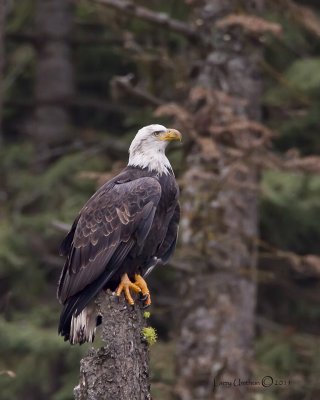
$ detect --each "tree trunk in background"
[74,292,151,400]
[0,0,5,143]
[175,1,265,399]
[30,0,74,147]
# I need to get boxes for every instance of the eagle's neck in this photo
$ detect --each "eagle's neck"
[128,149,172,176]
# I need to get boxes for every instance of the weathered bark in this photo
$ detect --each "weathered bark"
[0,0,5,142]
[29,0,74,147]
[74,291,151,400]
[175,1,266,399]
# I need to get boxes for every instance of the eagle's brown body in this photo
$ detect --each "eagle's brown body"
[58,164,179,344]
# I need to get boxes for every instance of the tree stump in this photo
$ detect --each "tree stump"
[74,291,151,400]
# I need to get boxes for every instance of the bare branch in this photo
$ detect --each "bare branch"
[283,155,320,174]
[216,14,282,37]
[0,370,16,378]
[260,151,320,174]
[92,0,199,40]
[259,239,320,278]
[283,0,320,39]
[111,74,164,106]
[51,220,71,233]
[31,135,127,165]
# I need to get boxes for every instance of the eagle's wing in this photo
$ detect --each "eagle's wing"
[157,202,180,263]
[143,202,180,278]
[57,177,161,305]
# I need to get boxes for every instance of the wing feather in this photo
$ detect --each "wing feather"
[58,177,161,304]
[157,202,180,263]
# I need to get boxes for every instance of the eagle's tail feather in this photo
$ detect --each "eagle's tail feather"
[59,298,99,345]
[70,302,98,344]
[58,241,136,344]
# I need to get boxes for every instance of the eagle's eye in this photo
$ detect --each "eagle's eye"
[153,130,163,137]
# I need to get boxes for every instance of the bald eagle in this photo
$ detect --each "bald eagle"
[57,124,181,344]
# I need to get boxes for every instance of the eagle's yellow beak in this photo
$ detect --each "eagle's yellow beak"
[160,129,182,142]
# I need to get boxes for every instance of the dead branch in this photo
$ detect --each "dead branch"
[259,151,320,174]
[259,239,320,278]
[92,0,199,40]
[216,14,282,37]
[0,370,16,378]
[283,155,320,174]
[51,220,71,233]
[32,136,128,165]
[77,161,126,186]
[111,74,164,106]
[282,0,320,39]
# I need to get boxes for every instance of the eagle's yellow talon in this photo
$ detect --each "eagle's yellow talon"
[134,274,151,306]
[143,294,151,307]
[115,273,141,305]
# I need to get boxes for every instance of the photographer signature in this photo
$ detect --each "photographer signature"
[213,376,291,388]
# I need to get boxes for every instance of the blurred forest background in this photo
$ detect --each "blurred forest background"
[1,0,320,399]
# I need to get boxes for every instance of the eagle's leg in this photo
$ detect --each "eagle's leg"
[134,274,151,307]
[115,273,141,305]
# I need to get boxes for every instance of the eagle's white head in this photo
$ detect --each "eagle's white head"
[128,124,182,175]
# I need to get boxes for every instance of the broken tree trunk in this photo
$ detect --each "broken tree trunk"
[74,291,151,400]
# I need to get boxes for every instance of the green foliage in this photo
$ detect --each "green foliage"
[150,341,174,400]
[263,9,320,158]
[273,104,320,155]
[0,317,85,400]
[6,0,35,32]
[143,311,151,319]
[264,58,320,107]
[261,170,320,254]
[0,139,110,397]
[256,332,320,398]
[0,221,25,271]
[142,326,158,346]
[286,58,320,94]
[256,333,297,373]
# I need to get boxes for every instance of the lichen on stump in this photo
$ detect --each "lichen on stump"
[74,290,151,400]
